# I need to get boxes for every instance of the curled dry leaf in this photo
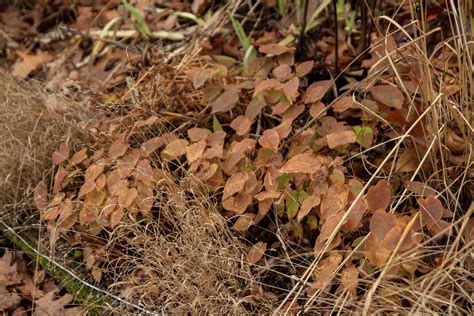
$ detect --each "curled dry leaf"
[245,241,267,264]
[210,84,240,113]
[366,180,391,211]
[326,130,356,149]
[230,115,252,136]
[312,253,342,290]
[161,139,189,159]
[258,129,280,152]
[34,181,48,211]
[369,85,404,109]
[12,50,53,79]
[370,209,398,240]
[305,80,332,104]
[341,264,359,294]
[51,143,70,165]
[279,153,326,174]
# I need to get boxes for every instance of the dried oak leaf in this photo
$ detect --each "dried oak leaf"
[245,241,267,264]
[304,80,332,104]
[326,130,356,148]
[0,251,22,286]
[12,50,53,79]
[366,180,391,211]
[0,285,21,311]
[370,85,404,109]
[210,84,240,113]
[279,153,326,174]
[33,291,74,316]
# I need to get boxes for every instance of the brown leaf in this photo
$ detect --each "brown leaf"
[253,79,282,96]
[418,196,444,227]
[370,209,398,240]
[117,187,138,208]
[0,251,23,286]
[140,136,165,157]
[342,199,368,232]
[295,60,314,77]
[304,80,332,104]
[255,190,281,201]
[332,96,354,112]
[191,0,210,15]
[33,291,73,316]
[279,153,326,174]
[188,128,209,142]
[309,102,327,119]
[222,193,252,214]
[223,172,248,200]
[366,180,391,211]
[297,194,321,222]
[245,242,267,264]
[230,116,252,136]
[161,139,189,159]
[320,211,344,241]
[341,264,359,294]
[326,130,356,148]
[109,208,125,228]
[0,285,21,310]
[231,213,255,231]
[320,185,349,220]
[186,140,206,163]
[258,129,280,152]
[109,140,129,159]
[116,149,140,178]
[58,199,74,223]
[135,159,155,186]
[312,253,342,289]
[34,181,48,211]
[272,64,292,80]
[404,181,437,197]
[210,84,240,113]
[137,185,154,215]
[12,50,53,79]
[79,202,98,225]
[283,77,299,104]
[364,234,390,267]
[52,143,70,165]
[85,160,105,182]
[259,43,293,55]
[68,148,88,166]
[370,85,404,109]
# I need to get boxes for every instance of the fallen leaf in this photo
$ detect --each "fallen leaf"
[51,143,70,165]
[283,77,299,104]
[404,181,437,197]
[279,153,326,174]
[370,85,404,109]
[12,50,53,79]
[109,140,129,159]
[353,125,374,148]
[231,213,255,231]
[68,148,88,166]
[312,253,342,289]
[304,80,332,104]
[186,140,206,163]
[326,130,356,148]
[418,196,444,227]
[210,84,240,113]
[230,115,252,135]
[320,211,344,241]
[320,185,349,220]
[0,285,21,310]
[253,79,282,96]
[366,180,391,211]
[223,172,248,200]
[245,242,267,264]
[33,291,73,316]
[295,60,314,77]
[364,234,391,266]
[161,139,189,159]
[396,148,420,172]
[259,43,292,55]
[272,64,292,79]
[34,181,48,211]
[0,251,22,286]
[342,199,368,232]
[341,264,359,294]
[297,194,321,222]
[333,96,354,112]
[370,209,398,240]
[258,129,280,152]
[188,128,209,142]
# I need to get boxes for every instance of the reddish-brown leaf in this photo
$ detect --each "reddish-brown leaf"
[320,184,349,220]
[12,50,53,79]
[259,43,292,55]
[140,136,165,157]
[258,129,280,152]
[109,140,129,159]
[312,253,342,289]
[245,241,267,264]
[279,153,326,174]
[342,199,368,232]
[404,181,437,197]
[295,60,314,77]
[109,208,125,228]
[370,85,404,109]
[255,190,281,201]
[396,148,420,172]
[283,77,299,104]
[79,203,98,225]
[186,140,206,163]
[68,148,88,166]
[253,79,282,96]
[223,172,248,200]
[320,211,344,241]
[370,209,398,240]
[137,185,154,215]
[364,234,391,267]
[210,84,240,113]
[272,64,292,80]
[222,193,252,214]
[332,96,354,112]
[297,194,321,223]
[34,181,48,211]
[309,102,327,119]
[366,180,391,211]
[78,180,96,198]
[188,127,209,142]
[230,115,252,136]
[341,264,359,294]
[304,80,332,104]
[52,143,70,165]
[231,213,255,231]
[418,196,444,227]
[326,130,356,148]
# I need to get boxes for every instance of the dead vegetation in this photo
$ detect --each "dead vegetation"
[0,0,473,314]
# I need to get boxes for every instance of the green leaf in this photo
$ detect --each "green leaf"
[122,0,151,39]
[293,223,304,239]
[277,174,289,191]
[73,250,83,258]
[243,45,257,74]
[286,190,300,219]
[230,15,250,51]
[307,215,318,230]
[240,161,253,172]
[278,0,286,16]
[353,125,374,148]
[213,115,223,132]
[298,190,309,203]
